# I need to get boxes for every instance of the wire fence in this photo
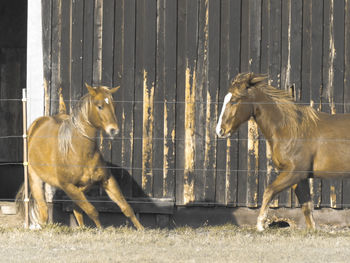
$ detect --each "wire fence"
[1,95,350,210]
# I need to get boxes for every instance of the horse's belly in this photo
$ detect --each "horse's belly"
[313,142,350,178]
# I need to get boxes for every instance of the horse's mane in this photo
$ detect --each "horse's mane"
[58,94,92,156]
[255,82,319,140]
[229,73,319,141]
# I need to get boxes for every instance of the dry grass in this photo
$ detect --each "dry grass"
[0,224,350,262]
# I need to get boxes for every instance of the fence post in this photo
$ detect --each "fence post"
[22,88,29,228]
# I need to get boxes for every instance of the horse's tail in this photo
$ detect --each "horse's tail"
[15,183,26,217]
[15,183,38,227]
[58,88,67,114]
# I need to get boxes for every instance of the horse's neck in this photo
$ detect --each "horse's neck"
[253,100,285,144]
[73,113,98,145]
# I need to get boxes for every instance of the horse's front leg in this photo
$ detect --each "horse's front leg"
[257,170,301,231]
[102,175,144,230]
[61,183,102,228]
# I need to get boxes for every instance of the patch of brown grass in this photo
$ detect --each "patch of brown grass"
[0,224,350,262]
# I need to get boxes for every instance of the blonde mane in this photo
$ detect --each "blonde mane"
[258,84,319,138]
[229,74,319,141]
[58,94,93,156]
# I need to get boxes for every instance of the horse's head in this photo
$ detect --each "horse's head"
[85,83,120,138]
[216,73,267,138]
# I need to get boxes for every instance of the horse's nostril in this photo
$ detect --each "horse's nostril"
[219,128,225,136]
[110,128,119,136]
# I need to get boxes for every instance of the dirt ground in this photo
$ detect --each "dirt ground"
[1,202,350,262]
[0,223,349,262]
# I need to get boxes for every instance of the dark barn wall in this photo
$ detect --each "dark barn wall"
[0,0,27,163]
[0,0,27,199]
[42,0,350,209]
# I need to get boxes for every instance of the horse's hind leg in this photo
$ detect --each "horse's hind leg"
[257,170,301,231]
[294,179,315,230]
[102,175,144,230]
[62,183,101,228]
[72,204,84,227]
[29,172,48,227]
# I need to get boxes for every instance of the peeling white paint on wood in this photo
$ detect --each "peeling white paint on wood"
[183,65,196,204]
[142,70,154,191]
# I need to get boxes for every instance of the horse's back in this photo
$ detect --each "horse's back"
[313,112,350,178]
[29,114,67,137]
[317,112,350,138]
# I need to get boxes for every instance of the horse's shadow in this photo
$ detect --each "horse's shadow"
[52,162,173,228]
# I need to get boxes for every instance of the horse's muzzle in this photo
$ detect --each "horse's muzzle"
[217,128,225,137]
[106,125,120,138]
[109,128,120,137]
[216,127,231,138]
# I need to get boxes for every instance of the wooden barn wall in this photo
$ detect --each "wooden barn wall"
[42,0,350,209]
[0,1,27,163]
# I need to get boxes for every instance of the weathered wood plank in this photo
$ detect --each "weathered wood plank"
[116,0,136,198]
[246,0,261,208]
[42,0,52,116]
[308,0,323,208]
[50,0,62,116]
[154,0,177,199]
[60,0,71,111]
[193,0,208,204]
[176,0,198,205]
[82,0,94,87]
[92,0,103,86]
[321,0,332,209]
[133,0,146,197]
[141,0,156,197]
[259,0,270,207]
[330,0,344,208]
[322,0,344,209]
[217,0,241,206]
[133,0,157,197]
[153,0,166,199]
[99,0,115,164]
[292,0,302,207]
[204,0,220,204]
[343,0,350,209]
[237,0,250,207]
[267,0,282,208]
[71,0,84,103]
[111,0,124,192]
[161,0,177,199]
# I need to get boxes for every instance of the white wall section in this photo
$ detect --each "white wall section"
[27,0,44,126]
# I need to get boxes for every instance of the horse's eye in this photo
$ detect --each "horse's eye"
[97,105,103,110]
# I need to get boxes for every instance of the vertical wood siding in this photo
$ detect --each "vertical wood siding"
[0,1,27,163]
[42,0,350,208]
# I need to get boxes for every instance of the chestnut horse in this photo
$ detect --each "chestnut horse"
[17,84,143,230]
[216,72,350,231]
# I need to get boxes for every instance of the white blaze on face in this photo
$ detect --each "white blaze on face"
[104,98,110,104]
[216,92,233,136]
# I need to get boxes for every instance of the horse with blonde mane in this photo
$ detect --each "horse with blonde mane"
[216,72,350,231]
[17,84,143,230]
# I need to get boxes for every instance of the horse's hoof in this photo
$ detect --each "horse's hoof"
[256,221,265,232]
[29,223,42,230]
[136,224,145,231]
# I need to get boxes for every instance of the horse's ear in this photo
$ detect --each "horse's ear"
[249,74,267,85]
[85,83,97,96]
[109,86,120,94]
